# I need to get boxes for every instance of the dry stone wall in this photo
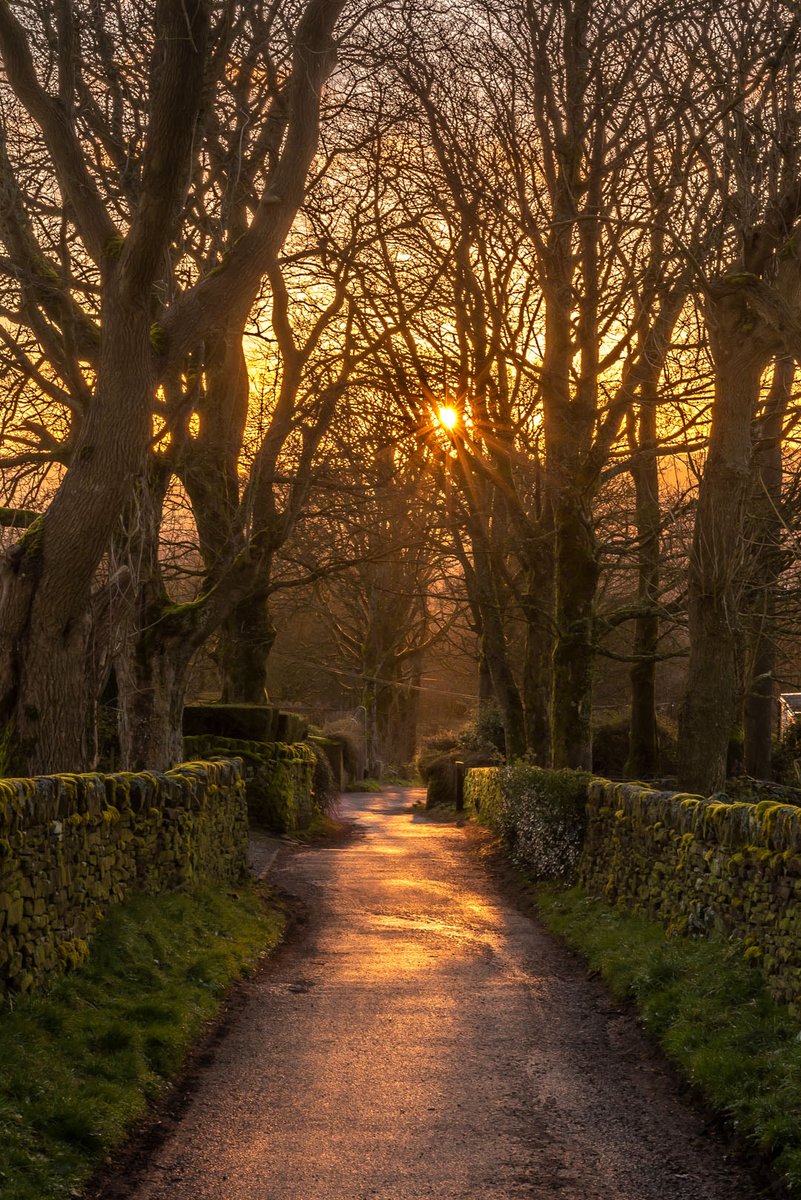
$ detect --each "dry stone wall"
[0,759,248,995]
[183,737,315,832]
[581,780,801,1015]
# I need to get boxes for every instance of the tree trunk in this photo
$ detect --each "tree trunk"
[521,558,553,765]
[743,604,776,781]
[678,315,772,794]
[372,657,422,771]
[626,393,661,779]
[478,649,494,708]
[117,628,191,772]
[472,541,526,759]
[550,498,598,770]
[107,462,191,772]
[392,662,422,767]
[0,298,156,773]
[742,358,792,779]
[219,591,276,703]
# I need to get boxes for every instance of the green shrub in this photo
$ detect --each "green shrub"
[475,763,591,882]
[415,737,459,783]
[346,777,383,793]
[458,702,506,755]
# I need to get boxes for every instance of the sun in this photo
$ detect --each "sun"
[437,405,459,431]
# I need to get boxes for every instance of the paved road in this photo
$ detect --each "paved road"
[118,789,769,1200]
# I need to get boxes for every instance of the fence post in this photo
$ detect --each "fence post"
[454,759,465,811]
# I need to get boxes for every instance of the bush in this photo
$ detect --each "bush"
[464,766,502,823]
[458,702,506,755]
[415,732,460,777]
[477,763,591,882]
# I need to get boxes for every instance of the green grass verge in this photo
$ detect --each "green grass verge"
[0,884,283,1200]
[537,887,801,1195]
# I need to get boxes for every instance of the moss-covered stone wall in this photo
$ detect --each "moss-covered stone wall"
[183,737,315,833]
[464,767,502,825]
[581,780,801,1014]
[183,704,308,744]
[0,759,248,995]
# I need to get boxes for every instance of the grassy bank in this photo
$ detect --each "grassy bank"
[0,884,283,1200]
[538,887,801,1195]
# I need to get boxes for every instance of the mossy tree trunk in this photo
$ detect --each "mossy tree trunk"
[472,540,526,759]
[550,496,599,771]
[388,657,422,767]
[118,628,193,773]
[678,299,775,795]
[541,221,598,772]
[626,373,662,778]
[521,529,554,766]
[1,304,161,775]
[0,0,209,774]
[445,475,527,760]
[219,591,276,703]
[743,358,793,780]
[539,112,598,772]
[110,463,191,772]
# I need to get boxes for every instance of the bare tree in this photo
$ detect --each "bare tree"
[0,0,348,772]
[676,2,801,792]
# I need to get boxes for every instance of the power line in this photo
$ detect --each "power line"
[269,646,476,700]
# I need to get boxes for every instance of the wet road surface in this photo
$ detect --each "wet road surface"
[116,788,769,1200]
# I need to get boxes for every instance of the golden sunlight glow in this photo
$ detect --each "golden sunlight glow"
[437,405,459,431]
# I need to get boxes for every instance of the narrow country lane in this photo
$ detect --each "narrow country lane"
[112,789,767,1200]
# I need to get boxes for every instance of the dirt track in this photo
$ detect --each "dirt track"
[102,788,774,1200]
